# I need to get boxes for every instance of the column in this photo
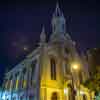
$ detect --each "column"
[25,60,32,100]
[17,70,22,100]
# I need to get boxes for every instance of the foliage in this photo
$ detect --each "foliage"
[95,93,100,100]
[83,66,100,95]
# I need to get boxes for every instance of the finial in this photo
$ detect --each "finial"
[52,1,64,17]
[56,1,59,10]
[42,25,45,33]
[55,1,62,16]
[40,25,46,44]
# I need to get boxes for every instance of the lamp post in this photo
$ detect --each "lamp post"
[70,62,80,100]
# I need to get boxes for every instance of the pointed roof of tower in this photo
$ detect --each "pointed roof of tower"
[53,2,63,17]
[40,25,46,44]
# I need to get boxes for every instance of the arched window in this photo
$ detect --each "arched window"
[50,58,56,80]
[22,68,26,89]
[30,60,37,86]
[65,48,70,54]
[51,92,58,100]
[20,95,24,100]
[9,75,13,91]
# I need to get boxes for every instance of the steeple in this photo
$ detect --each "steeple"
[40,25,46,45]
[51,2,66,34]
[54,2,62,17]
[50,2,66,42]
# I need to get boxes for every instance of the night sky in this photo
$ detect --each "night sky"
[0,0,98,85]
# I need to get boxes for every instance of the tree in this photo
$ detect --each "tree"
[95,93,100,100]
[84,66,100,96]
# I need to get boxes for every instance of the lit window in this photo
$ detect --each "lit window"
[50,58,56,80]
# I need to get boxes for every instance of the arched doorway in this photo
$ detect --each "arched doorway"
[51,92,58,100]
[83,94,87,100]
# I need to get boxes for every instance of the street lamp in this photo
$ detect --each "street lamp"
[71,62,80,71]
[64,88,68,95]
[70,62,80,100]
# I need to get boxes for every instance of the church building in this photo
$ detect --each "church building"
[1,3,94,100]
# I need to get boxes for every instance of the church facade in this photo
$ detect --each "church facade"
[1,3,94,100]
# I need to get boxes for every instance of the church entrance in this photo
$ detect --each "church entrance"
[51,92,58,100]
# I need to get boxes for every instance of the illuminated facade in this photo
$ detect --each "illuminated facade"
[1,3,94,100]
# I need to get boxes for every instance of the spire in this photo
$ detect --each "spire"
[51,2,66,36]
[40,25,46,44]
[53,2,63,17]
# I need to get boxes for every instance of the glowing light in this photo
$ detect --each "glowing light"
[80,91,84,95]
[71,62,80,71]
[72,64,78,70]
[2,94,6,100]
[64,88,68,94]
